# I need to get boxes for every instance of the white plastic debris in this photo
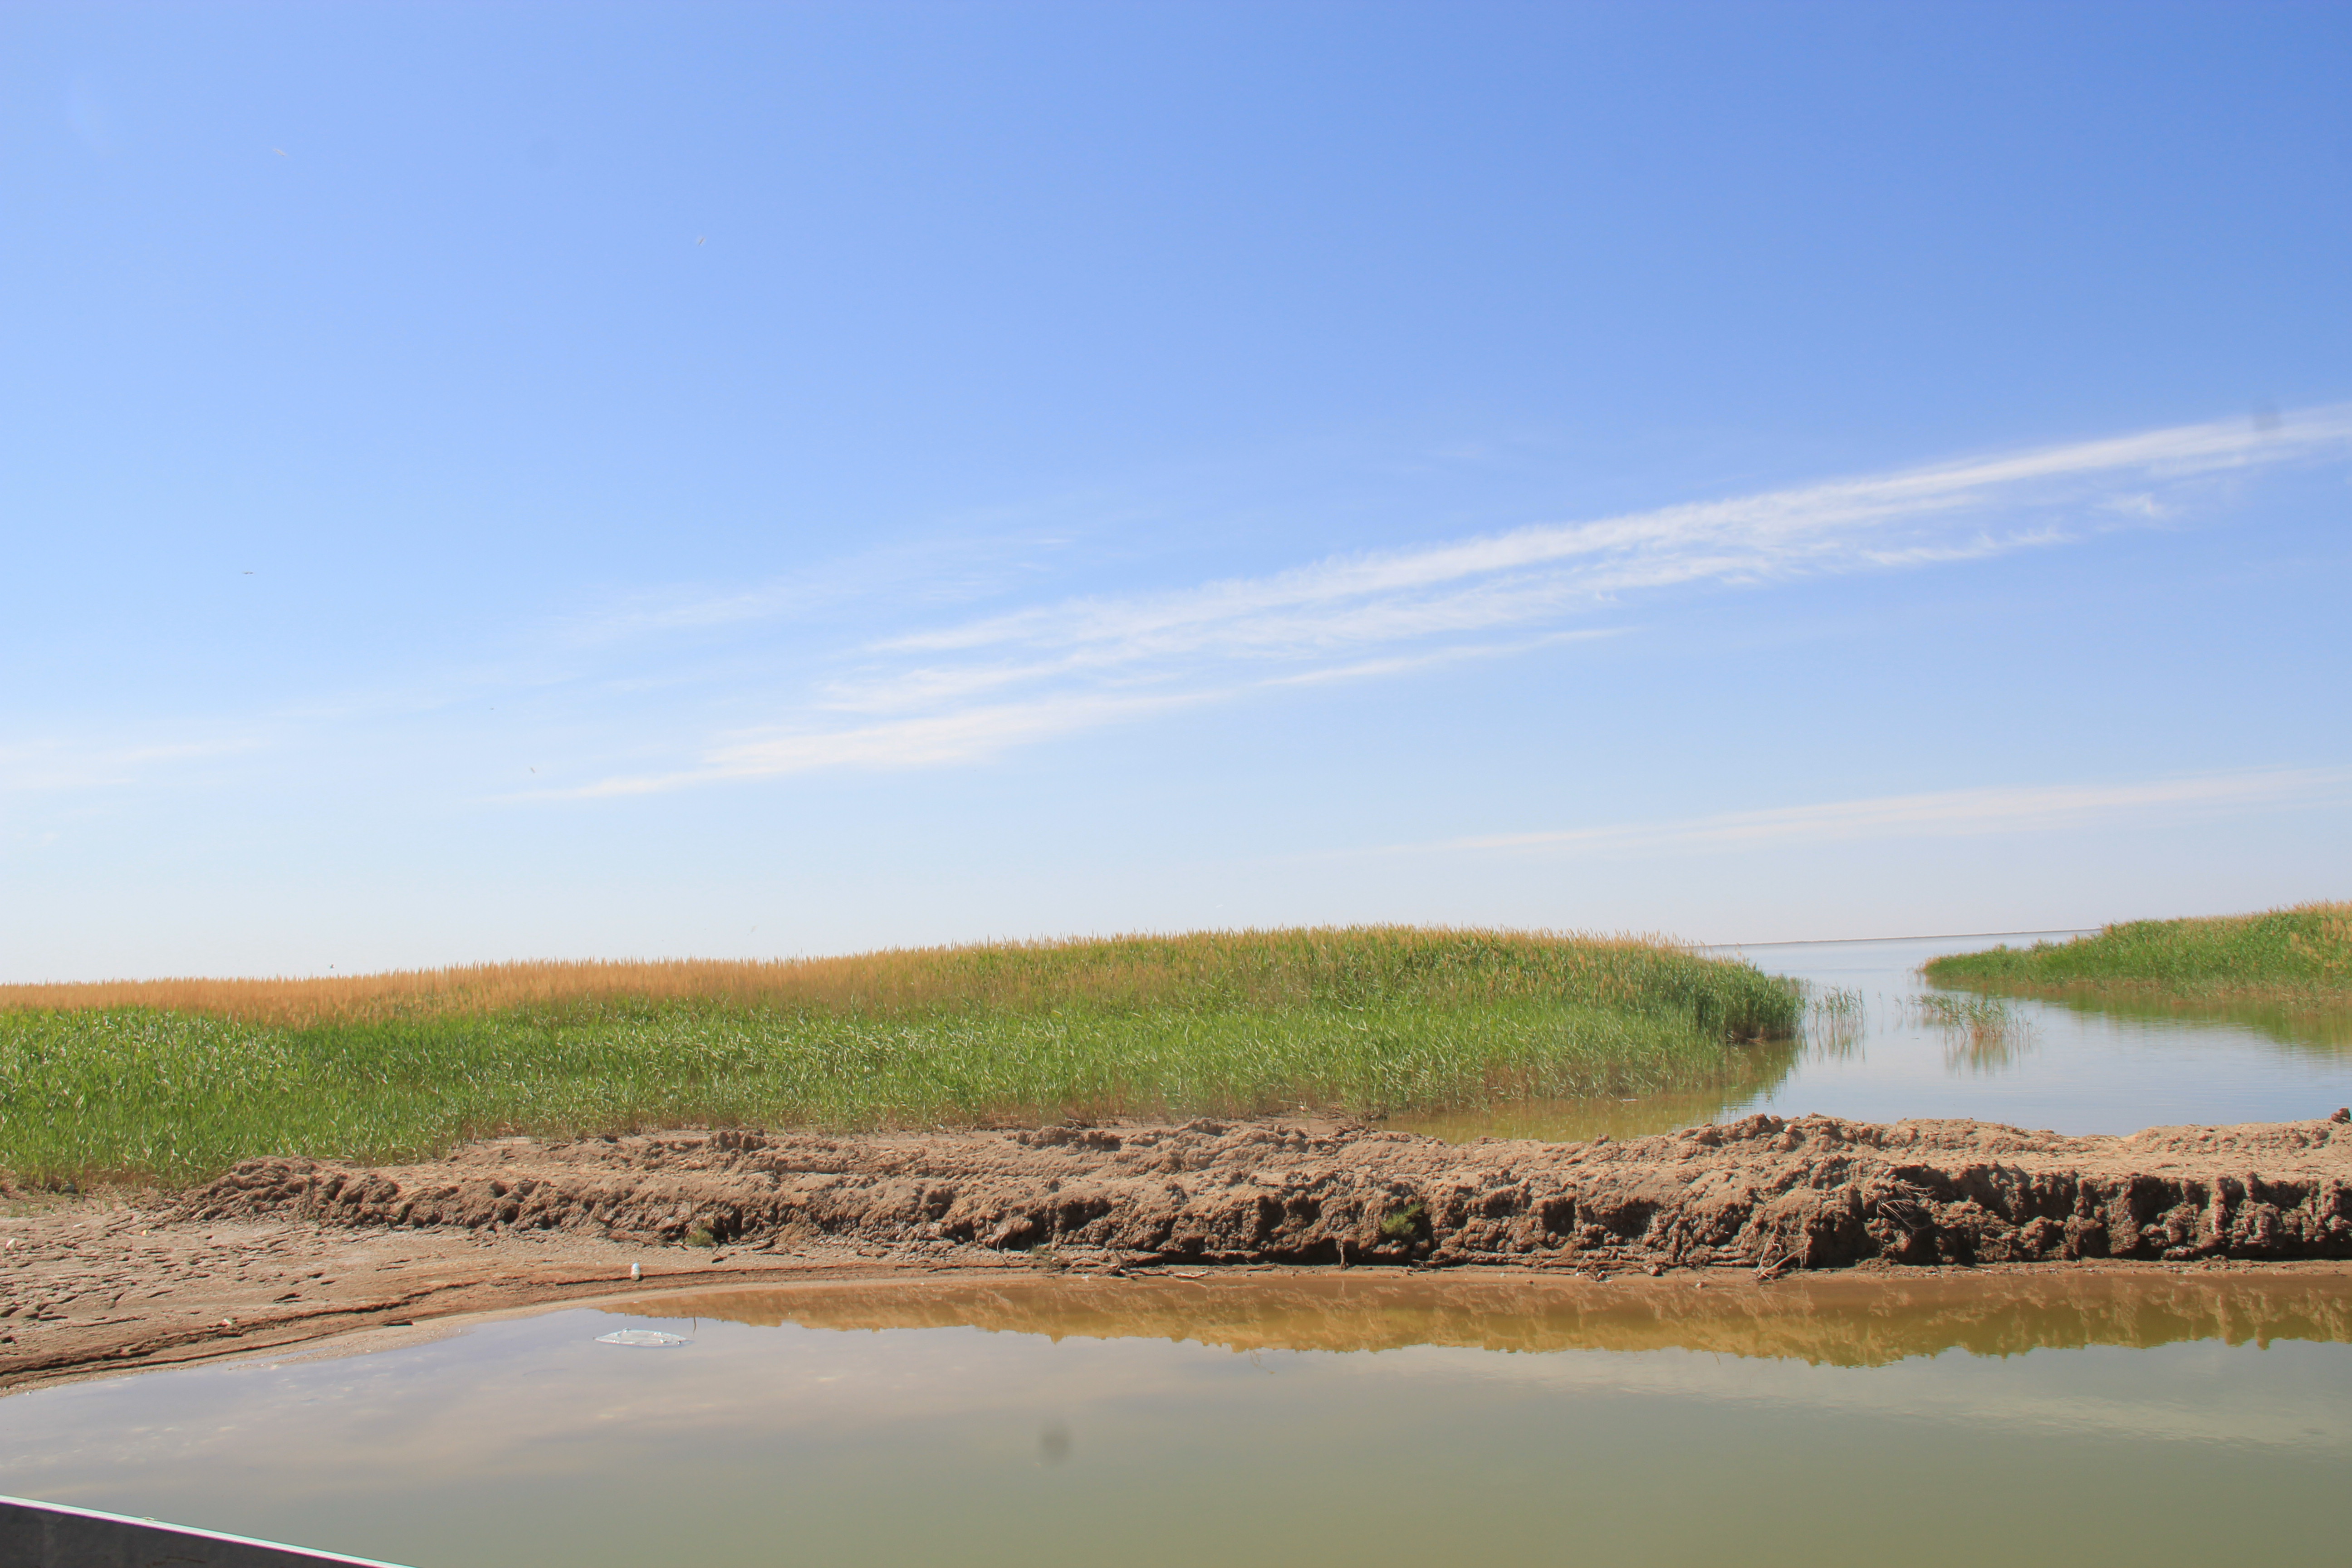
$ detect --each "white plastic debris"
[595,1329,689,1347]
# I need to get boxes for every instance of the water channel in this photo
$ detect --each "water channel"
[6,931,2350,1566]
[1396,932,2352,1142]
[5,1272,2350,1567]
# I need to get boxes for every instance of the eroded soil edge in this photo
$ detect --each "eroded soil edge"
[8,1110,2352,1387]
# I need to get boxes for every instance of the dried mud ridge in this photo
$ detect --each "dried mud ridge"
[180,1111,2352,1271]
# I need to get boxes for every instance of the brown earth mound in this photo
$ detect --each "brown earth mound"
[176,1111,2352,1270]
[12,1111,2350,1391]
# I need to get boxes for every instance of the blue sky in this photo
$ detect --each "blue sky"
[5,1,2349,980]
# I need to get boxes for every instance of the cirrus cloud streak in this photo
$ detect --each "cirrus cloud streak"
[570,405,2352,795]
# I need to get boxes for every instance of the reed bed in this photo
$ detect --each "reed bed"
[0,927,1801,1187]
[1910,991,2034,1074]
[1803,986,1866,1061]
[1924,902,2352,1007]
[3,926,1787,1028]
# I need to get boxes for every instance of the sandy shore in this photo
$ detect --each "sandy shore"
[7,1109,2349,1389]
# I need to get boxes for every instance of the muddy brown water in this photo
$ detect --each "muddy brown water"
[1394,933,2352,1143]
[4,1271,2349,1568]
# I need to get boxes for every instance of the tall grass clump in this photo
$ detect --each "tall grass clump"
[0,927,1798,1188]
[1925,902,2352,1006]
[1804,986,1866,1062]
[1909,991,2034,1075]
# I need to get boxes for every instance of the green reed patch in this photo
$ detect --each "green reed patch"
[0,929,1799,1186]
[1925,902,2352,1006]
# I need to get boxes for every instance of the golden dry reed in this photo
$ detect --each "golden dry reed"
[0,925,1718,1028]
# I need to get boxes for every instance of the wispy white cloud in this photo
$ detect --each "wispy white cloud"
[1370,767,2352,859]
[559,632,1633,795]
[544,529,1081,650]
[0,735,269,794]
[882,405,2352,665]
[571,405,2352,794]
[1259,629,1621,688]
[562,691,1212,796]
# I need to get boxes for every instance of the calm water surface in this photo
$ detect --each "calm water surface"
[5,1273,2349,1568]
[1396,933,2352,1143]
[13,935,2351,1565]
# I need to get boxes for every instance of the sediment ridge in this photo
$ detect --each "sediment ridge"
[8,1110,2351,1389]
[179,1110,2352,1269]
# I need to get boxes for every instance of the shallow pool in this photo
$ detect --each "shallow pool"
[1393,933,2352,1143]
[5,1273,2349,1568]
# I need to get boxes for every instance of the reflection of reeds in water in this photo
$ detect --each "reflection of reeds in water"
[2004,986,2352,1056]
[1912,991,2034,1074]
[618,1270,2352,1365]
[1803,985,1866,1062]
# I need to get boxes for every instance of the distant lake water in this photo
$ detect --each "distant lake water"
[1394,932,2352,1143]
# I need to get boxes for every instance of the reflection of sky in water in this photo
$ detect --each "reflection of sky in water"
[1720,935,2352,1134]
[3,1279,2349,1568]
[1406,934,2352,1142]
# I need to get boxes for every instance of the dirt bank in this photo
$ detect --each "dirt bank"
[7,1109,2351,1389]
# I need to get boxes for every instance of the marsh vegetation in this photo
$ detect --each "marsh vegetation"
[0,927,1798,1187]
[1909,991,2034,1074]
[1925,902,2352,1012]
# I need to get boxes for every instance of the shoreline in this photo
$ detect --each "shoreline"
[7,1109,2350,1390]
